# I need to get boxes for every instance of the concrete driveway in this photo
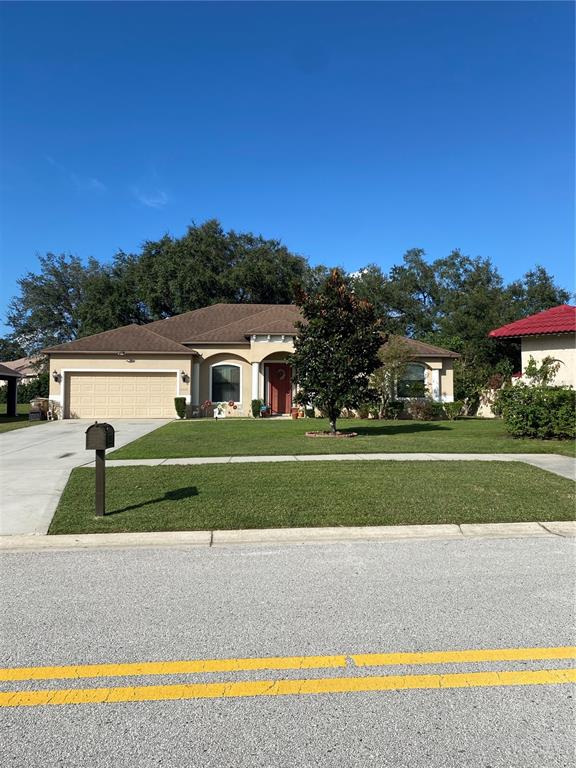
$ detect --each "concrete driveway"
[0,419,169,535]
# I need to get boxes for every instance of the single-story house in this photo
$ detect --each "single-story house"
[0,362,22,417]
[489,304,576,387]
[43,304,459,419]
[0,356,43,386]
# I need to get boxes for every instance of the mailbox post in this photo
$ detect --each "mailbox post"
[85,422,115,516]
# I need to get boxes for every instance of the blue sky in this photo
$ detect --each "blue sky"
[1,1,574,335]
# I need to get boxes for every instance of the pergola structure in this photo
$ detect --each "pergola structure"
[0,362,21,417]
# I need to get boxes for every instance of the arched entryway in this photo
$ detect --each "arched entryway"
[261,353,293,415]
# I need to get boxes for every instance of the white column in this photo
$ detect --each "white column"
[251,362,260,400]
[431,369,441,402]
[192,361,200,405]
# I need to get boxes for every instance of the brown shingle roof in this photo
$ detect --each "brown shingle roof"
[189,306,301,343]
[42,324,194,355]
[1,356,43,377]
[0,362,22,379]
[383,336,460,358]
[40,304,460,358]
[146,303,300,343]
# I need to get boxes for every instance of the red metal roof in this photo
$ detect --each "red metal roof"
[489,304,576,338]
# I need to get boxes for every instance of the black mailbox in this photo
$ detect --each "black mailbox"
[85,422,115,451]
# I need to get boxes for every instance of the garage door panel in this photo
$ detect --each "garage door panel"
[67,372,177,418]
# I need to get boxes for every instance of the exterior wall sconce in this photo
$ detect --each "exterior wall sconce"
[181,370,189,383]
[52,370,60,382]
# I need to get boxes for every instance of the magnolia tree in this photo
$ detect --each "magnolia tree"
[292,269,382,433]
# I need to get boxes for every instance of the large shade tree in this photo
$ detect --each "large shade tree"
[292,269,382,433]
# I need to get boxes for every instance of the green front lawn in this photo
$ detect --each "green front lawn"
[109,417,576,460]
[49,461,575,534]
[0,403,36,433]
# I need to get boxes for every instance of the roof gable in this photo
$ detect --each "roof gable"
[489,305,576,338]
[42,324,193,355]
[188,306,301,343]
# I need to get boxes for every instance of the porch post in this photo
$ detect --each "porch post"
[251,362,260,400]
[6,378,18,417]
[191,361,200,405]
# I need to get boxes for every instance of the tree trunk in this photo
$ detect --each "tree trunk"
[328,407,338,433]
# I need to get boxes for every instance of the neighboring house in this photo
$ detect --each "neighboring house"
[381,336,459,403]
[489,304,576,387]
[0,356,42,387]
[43,304,459,419]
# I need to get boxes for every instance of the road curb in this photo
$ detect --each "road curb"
[1,521,574,551]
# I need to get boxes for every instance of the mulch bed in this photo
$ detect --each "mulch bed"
[305,431,358,438]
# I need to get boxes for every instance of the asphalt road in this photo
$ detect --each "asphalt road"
[1,536,574,767]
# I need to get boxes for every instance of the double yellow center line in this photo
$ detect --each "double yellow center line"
[1,646,574,707]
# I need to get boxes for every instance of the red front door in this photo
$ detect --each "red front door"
[267,364,292,414]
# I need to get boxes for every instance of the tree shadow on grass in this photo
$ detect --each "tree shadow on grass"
[353,422,449,437]
[107,486,199,515]
[0,415,29,424]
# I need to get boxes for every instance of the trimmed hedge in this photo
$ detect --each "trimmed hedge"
[495,386,575,440]
[251,399,263,418]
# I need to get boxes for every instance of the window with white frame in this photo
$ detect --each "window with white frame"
[211,364,241,402]
[397,363,426,398]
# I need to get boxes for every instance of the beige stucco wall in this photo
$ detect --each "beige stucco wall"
[439,359,455,402]
[48,354,194,412]
[194,346,295,416]
[413,358,455,403]
[197,352,252,416]
[48,340,457,418]
[520,334,575,387]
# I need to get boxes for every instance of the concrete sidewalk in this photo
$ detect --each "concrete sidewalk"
[100,452,576,480]
[1,520,574,551]
[0,419,169,535]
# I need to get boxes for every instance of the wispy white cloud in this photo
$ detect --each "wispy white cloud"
[71,173,106,193]
[130,186,169,209]
[45,155,107,193]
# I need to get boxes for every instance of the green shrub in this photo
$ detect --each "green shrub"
[443,401,464,421]
[384,400,404,420]
[407,399,444,421]
[495,385,575,440]
[251,399,263,418]
[0,372,49,404]
[305,407,315,418]
[356,403,371,419]
[174,397,186,419]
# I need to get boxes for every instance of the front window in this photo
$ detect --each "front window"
[211,365,240,402]
[397,363,426,398]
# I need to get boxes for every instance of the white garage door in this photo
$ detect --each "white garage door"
[66,372,177,418]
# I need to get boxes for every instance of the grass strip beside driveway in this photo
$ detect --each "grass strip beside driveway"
[109,418,576,460]
[0,404,36,433]
[49,461,575,534]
